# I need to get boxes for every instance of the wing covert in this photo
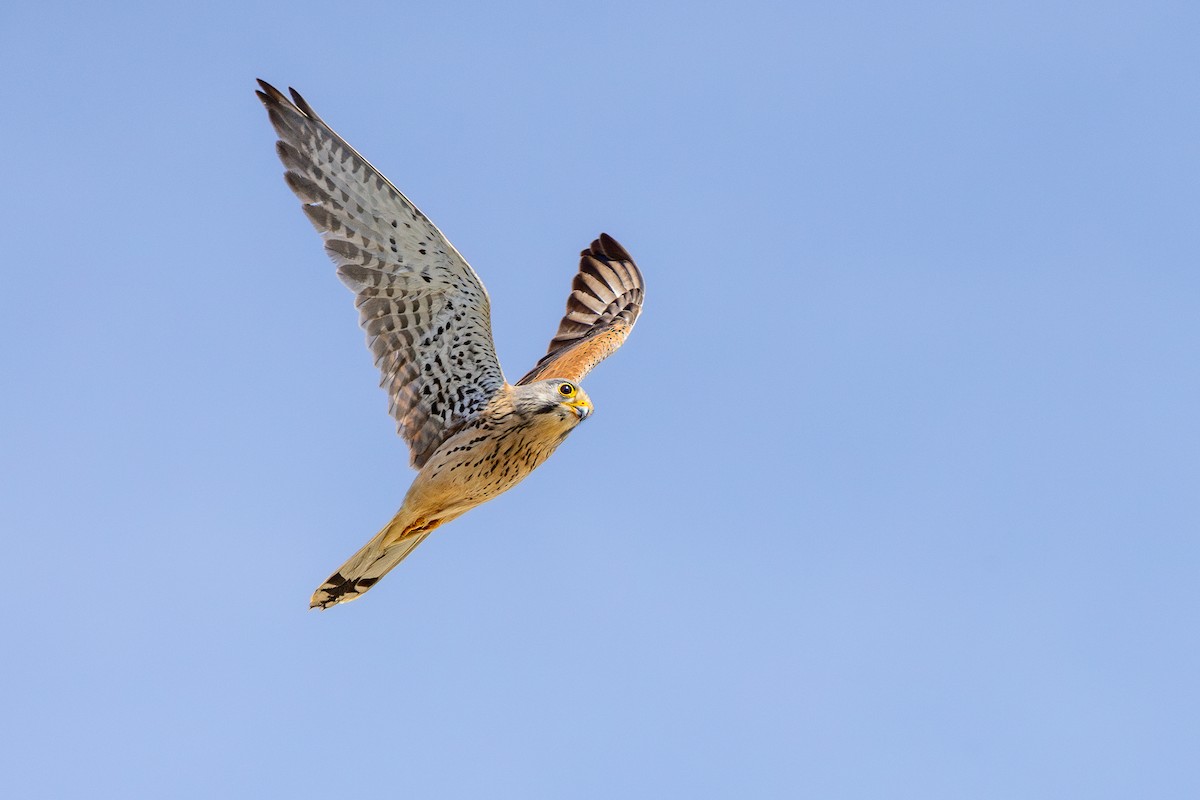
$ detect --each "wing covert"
[257,81,507,468]
[517,234,644,386]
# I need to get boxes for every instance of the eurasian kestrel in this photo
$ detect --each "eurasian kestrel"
[257,81,644,609]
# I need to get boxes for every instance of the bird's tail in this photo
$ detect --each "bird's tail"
[310,511,442,610]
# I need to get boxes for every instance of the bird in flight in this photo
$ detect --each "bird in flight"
[256,81,645,609]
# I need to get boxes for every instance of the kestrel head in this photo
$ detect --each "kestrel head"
[516,379,593,423]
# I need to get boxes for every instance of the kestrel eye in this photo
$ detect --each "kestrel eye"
[559,383,575,396]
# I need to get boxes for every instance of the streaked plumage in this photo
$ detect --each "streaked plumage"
[256,80,644,609]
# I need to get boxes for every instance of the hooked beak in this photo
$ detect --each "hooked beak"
[567,400,592,420]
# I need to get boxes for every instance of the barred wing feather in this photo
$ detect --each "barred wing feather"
[517,234,644,386]
[257,81,506,468]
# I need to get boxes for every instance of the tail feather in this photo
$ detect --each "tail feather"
[310,512,440,610]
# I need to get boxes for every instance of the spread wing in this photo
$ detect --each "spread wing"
[517,234,644,386]
[257,80,507,468]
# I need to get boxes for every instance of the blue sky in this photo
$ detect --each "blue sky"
[2,1,1197,797]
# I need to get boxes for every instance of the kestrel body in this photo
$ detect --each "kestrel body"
[256,81,644,609]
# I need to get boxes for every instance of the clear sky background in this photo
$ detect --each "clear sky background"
[2,1,1197,797]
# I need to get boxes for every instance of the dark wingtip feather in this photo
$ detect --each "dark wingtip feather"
[255,79,288,106]
[288,87,322,120]
[595,232,633,263]
[255,80,322,124]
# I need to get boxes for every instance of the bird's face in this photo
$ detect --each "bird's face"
[519,379,593,423]
[553,380,593,421]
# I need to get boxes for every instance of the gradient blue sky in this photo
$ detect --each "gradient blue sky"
[2,1,1197,797]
